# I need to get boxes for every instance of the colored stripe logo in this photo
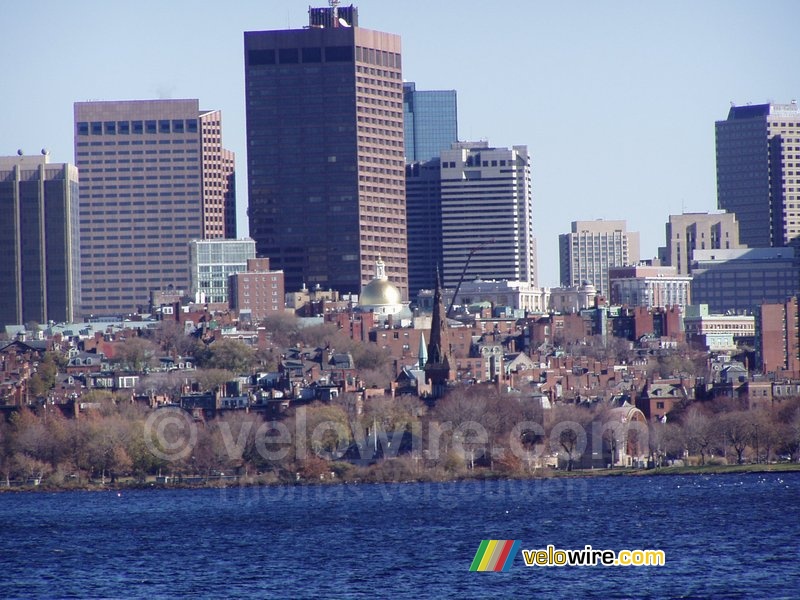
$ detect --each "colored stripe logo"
[470,540,521,572]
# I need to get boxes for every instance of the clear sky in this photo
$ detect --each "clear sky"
[3,0,798,287]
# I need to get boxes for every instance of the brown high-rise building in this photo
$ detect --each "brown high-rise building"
[74,99,235,316]
[244,4,407,298]
[756,297,800,377]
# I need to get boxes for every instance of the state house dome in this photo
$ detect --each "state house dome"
[359,256,402,307]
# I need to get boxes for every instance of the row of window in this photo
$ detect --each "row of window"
[77,119,199,136]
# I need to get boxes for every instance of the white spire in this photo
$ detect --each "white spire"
[375,255,387,281]
[417,331,428,369]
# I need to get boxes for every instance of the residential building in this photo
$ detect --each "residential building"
[684,304,756,351]
[548,283,597,314]
[403,82,458,163]
[690,248,800,314]
[189,239,256,304]
[439,142,537,288]
[451,279,548,315]
[405,158,443,296]
[658,212,743,274]
[74,99,235,316]
[229,258,285,322]
[716,101,800,247]
[244,5,408,298]
[559,220,640,297]
[609,265,692,310]
[0,154,80,327]
[755,297,799,376]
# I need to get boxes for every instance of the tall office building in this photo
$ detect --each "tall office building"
[244,5,408,298]
[559,220,640,297]
[0,154,80,327]
[658,212,743,275]
[405,158,443,296]
[403,82,458,163]
[74,99,235,316]
[439,142,536,288]
[716,101,800,248]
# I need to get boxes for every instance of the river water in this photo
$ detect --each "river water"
[1,473,798,598]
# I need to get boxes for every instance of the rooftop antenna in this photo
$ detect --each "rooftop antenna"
[329,0,340,27]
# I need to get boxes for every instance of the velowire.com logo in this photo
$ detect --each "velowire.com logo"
[469,540,521,572]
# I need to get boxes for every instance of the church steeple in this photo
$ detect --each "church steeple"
[425,271,454,397]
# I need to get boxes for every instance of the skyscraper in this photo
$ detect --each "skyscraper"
[403,82,458,163]
[73,99,235,316]
[0,154,80,327]
[716,101,800,248]
[405,158,443,296]
[559,220,639,297]
[438,142,536,288]
[244,5,408,298]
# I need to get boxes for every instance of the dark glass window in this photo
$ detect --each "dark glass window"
[248,49,276,65]
[145,120,157,134]
[118,121,130,134]
[104,121,116,135]
[132,120,144,134]
[186,119,198,133]
[77,122,89,136]
[159,120,170,133]
[172,119,184,133]
[302,47,322,63]
[279,48,299,64]
[326,46,353,62]
[91,122,102,135]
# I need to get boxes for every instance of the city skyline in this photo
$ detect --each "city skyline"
[3,0,798,286]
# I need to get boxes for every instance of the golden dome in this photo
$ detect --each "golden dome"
[359,256,402,307]
[360,278,402,306]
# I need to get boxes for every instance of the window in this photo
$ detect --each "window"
[118,121,130,134]
[77,122,89,136]
[172,119,184,133]
[145,120,157,134]
[159,120,171,133]
[132,120,143,134]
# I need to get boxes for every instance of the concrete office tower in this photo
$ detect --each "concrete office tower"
[0,154,80,327]
[439,142,536,288]
[189,239,256,304]
[716,101,800,247]
[244,5,408,298]
[559,220,640,297]
[74,99,235,317]
[658,212,743,274]
[403,82,458,163]
[405,158,443,297]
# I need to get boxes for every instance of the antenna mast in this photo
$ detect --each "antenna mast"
[329,0,340,26]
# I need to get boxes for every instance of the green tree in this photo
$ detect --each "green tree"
[195,339,255,374]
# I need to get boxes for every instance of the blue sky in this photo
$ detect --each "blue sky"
[3,0,798,286]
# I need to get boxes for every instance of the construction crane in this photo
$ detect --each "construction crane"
[446,239,494,318]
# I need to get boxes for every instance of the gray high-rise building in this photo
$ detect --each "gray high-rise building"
[439,142,536,288]
[716,101,800,248]
[403,82,458,163]
[658,212,743,275]
[0,154,80,327]
[559,220,640,297]
[244,5,408,298]
[74,99,235,317]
